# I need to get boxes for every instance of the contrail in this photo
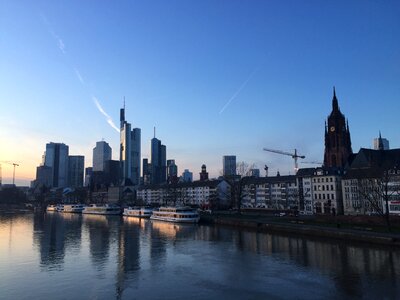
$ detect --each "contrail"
[92,96,120,132]
[40,13,66,54]
[219,67,259,114]
[74,67,85,84]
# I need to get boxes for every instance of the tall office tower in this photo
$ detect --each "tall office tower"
[120,104,141,185]
[323,88,353,168]
[44,142,69,188]
[93,141,112,172]
[142,158,151,185]
[167,159,178,184]
[373,132,390,150]
[84,167,93,187]
[68,156,84,187]
[150,129,167,184]
[223,155,236,177]
[181,169,193,182]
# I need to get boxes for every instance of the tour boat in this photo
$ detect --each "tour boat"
[123,206,153,218]
[82,204,121,215]
[60,204,85,213]
[150,206,200,223]
[46,204,58,212]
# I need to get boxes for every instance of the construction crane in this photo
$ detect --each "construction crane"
[263,148,305,173]
[0,161,20,185]
[300,161,323,165]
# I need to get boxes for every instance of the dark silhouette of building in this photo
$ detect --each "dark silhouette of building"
[150,128,166,184]
[199,164,209,181]
[323,88,352,168]
[167,159,178,184]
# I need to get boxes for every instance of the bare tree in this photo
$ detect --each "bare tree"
[357,168,400,231]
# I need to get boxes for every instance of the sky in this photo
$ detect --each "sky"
[1,0,399,186]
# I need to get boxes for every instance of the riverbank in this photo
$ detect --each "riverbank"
[201,212,400,247]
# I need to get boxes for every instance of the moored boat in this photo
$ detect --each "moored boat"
[123,206,153,218]
[46,204,58,212]
[82,204,121,215]
[60,204,85,213]
[150,206,199,223]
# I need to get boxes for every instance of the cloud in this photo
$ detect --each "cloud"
[219,67,259,114]
[74,67,85,84]
[92,96,120,132]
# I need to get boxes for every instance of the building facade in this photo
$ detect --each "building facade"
[44,142,69,188]
[150,134,167,184]
[93,141,112,172]
[68,155,84,188]
[136,180,231,209]
[342,148,400,215]
[223,155,236,177]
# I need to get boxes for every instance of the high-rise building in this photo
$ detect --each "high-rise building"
[373,133,389,150]
[35,165,52,187]
[68,156,84,187]
[93,141,112,172]
[44,142,69,188]
[84,167,93,187]
[323,88,352,168]
[181,169,193,182]
[120,104,141,185]
[150,129,167,184]
[223,155,236,177]
[167,159,178,183]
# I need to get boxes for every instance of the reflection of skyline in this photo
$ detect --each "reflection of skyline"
[3,212,397,298]
[33,212,83,270]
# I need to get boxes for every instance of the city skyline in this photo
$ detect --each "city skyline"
[1,1,399,185]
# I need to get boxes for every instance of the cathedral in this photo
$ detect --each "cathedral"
[323,88,353,168]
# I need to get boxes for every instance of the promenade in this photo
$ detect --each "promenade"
[201,212,400,247]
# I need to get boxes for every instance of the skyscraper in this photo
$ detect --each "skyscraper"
[150,129,167,184]
[68,155,84,187]
[44,142,69,188]
[373,133,389,150]
[120,103,141,185]
[323,88,352,168]
[223,155,236,177]
[93,141,112,172]
[167,159,178,183]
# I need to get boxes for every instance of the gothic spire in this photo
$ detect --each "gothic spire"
[332,86,339,112]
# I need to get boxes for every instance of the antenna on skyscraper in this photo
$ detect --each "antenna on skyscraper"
[123,96,125,110]
[154,126,156,138]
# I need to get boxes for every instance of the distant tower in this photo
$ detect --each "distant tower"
[223,155,236,177]
[373,132,389,150]
[150,128,167,184]
[323,88,352,168]
[199,164,209,181]
[120,102,141,185]
[167,160,178,184]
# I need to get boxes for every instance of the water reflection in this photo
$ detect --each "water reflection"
[1,212,400,299]
[33,212,82,271]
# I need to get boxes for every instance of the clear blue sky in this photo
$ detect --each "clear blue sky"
[1,0,399,185]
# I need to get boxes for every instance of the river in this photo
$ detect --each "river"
[0,211,399,299]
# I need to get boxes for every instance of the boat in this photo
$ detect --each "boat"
[82,204,121,215]
[150,206,200,223]
[46,204,58,212]
[123,206,153,218]
[60,204,85,213]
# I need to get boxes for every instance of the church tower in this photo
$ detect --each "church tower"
[323,88,352,168]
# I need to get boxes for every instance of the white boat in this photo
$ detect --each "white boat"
[60,204,85,213]
[150,206,200,223]
[46,205,58,212]
[82,204,121,215]
[123,206,153,218]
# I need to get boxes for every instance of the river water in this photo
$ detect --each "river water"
[0,211,399,299]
